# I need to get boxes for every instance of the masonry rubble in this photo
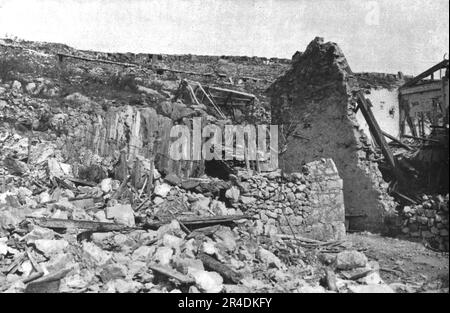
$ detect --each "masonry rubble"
[0,37,448,294]
[267,37,397,233]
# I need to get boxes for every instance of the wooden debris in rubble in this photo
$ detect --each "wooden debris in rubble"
[27,214,253,232]
[149,264,195,284]
[198,253,242,284]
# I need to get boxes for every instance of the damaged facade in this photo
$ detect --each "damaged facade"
[268,37,395,232]
[0,35,448,294]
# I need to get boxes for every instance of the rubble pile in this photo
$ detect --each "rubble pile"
[0,129,394,293]
[398,195,449,251]
[267,37,397,233]
[1,37,448,294]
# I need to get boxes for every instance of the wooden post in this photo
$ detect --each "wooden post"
[356,92,404,183]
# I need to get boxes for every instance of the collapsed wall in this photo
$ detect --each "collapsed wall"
[53,97,346,240]
[268,37,395,233]
[398,195,449,251]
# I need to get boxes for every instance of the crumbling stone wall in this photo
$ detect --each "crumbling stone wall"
[397,195,449,251]
[268,37,394,232]
[235,158,345,241]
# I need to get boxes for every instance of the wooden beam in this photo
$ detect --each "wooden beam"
[195,83,227,119]
[402,134,440,143]
[382,131,413,150]
[401,59,449,89]
[57,53,137,67]
[356,92,404,182]
[206,86,256,99]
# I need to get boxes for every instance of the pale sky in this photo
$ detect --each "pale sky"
[0,0,448,75]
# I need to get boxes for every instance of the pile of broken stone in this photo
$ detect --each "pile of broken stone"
[0,133,398,293]
[1,43,398,294]
[398,194,449,252]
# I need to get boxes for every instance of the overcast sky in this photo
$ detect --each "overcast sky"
[0,0,448,75]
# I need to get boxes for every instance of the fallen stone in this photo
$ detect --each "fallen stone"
[190,269,224,293]
[22,225,56,244]
[153,246,173,265]
[47,158,72,178]
[132,246,155,262]
[335,250,368,270]
[11,80,22,90]
[94,210,108,222]
[213,227,237,252]
[225,186,240,202]
[173,257,204,275]
[105,279,142,293]
[240,196,256,205]
[105,204,135,227]
[191,198,211,214]
[156,220,181,239]
[99,264,128,283]
[82,242,112,266]
[25,82,36,93]
[34,239,68,256]
[257,247,284,269]
[164,173,181,186]
[162,234,184,251]
[358,271,383,285]
[153,196,165,205]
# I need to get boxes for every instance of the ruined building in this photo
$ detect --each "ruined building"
[268,37,395,232]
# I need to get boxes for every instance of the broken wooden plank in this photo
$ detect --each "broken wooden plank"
[42,195,98,205]
[111,175,131,200]
[186,225,221,239]
[382,131,413,150]
[195,83,227,119]
[149,264,194,284]
[25,267,73,293]
[144,214,254,229]
[4,252,26,274]
[28,217,133,232]
[64,177,97,187]
[206,86,256,99]
[198,253,242,284]
[401,59,449,89]
[22,271,44,284]
[391,190,418,205]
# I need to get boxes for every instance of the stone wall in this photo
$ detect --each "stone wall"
[397,195,449,251]
[268,37,395,233]
[234,158,346,241]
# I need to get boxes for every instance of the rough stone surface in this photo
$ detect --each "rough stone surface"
[348,284,395,293]
[268,37,395,233]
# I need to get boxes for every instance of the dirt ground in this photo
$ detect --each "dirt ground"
[348,232,449,293]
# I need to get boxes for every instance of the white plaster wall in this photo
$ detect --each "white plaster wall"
[356,88,400,142]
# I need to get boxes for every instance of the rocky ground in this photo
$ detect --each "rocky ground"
[0,38,448,293]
